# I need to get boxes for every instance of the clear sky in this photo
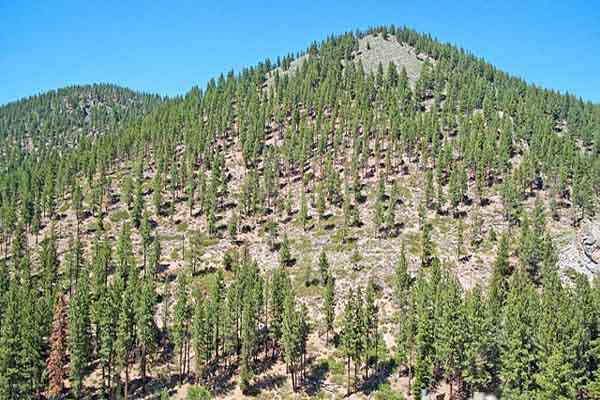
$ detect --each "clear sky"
[1,1,599,105]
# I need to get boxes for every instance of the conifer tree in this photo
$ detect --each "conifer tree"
[282,288,302,391]
[363,279,379,379]
[0,285,20,399]
[318,249,330,285]
[115,283,136,400]
[189,231,203,276]
[279,233,291,266]
[499,268,539,398]
[173,271,191,383]
[140,210,152,270]
[68,277,91,398]
[47,294,67,399]
[136,275,157,390]
[153,173,162,216]
[191,296,208,383]
[323,275,336,344]
[421,219,433,267]
[394,243,412,310]
[299,190,309,231]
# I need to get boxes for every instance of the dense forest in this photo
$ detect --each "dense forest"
[1,25,600,399]
[0,84,163,165]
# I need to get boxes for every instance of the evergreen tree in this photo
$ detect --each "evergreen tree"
[279,233,291,266]
[0,285,20,399]
[115,283,136,400]
[318,249,330,285]
[68,277,91,398]
[173,271,191,383]
[47,294,67,399]
[136,275,157,390]
[322,275,336,344]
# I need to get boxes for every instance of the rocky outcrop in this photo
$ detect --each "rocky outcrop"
[559,219,600,277]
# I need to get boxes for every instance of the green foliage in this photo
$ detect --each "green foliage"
[186,386,211,400]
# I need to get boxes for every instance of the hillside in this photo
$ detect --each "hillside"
[1,26,600,400]
[0,83,163,162]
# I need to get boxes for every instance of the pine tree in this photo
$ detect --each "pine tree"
[421,219,433,267]
[435,270,465,398]
[0,285,20,399]
[499,268,539,398]
[323,275,336,344]
[19,286,46,398]
[282,288,301,391]
[189,231,204,275]
[269,267,290,359]
[191,296,208,382]
[173,271,191,383]
[115,283,136,400]
[363,279,379,379]
[68,277,91,398]
[96,284,118,395]
[299,190,309,231]
[47,294,67,399]
[318,249,330,285]
[153,173,162,216]
[462,287,494,396]
[341,288,364,395]
[140,210,152,271]
[279,233,291,266]
[136,275,157,391]
[131,177,144,228]
[149,236,162,276]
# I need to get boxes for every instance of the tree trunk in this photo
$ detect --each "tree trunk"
[141,345,147,391]
[124,363,129,400]
[347,357,351,396]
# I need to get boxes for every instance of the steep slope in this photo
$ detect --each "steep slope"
[1,26,600,400]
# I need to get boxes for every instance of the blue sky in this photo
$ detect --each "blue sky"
[1,1,599,105]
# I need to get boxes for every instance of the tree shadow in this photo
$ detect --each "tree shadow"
[357,358,397,395]
[207,363,237,397]
[247,373,287,396]
[304,359,330,395]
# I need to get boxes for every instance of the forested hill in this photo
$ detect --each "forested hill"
[0,83,163,160]
[1,25,600,400]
